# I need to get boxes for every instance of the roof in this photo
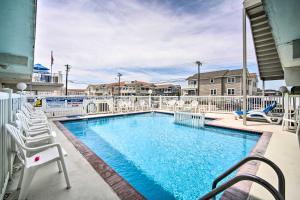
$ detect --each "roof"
[34,64,49,71]
[225,69,243,76]
[67,89,86,91]
[155,84,181,89]
[108,82,126,87]
[248,73,257,79]
[187,69,244,80]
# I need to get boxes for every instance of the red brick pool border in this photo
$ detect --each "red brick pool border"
[53,112,272,200]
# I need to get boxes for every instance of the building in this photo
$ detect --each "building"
[244,0,300,88]
[257,89,282,96]
[115,80,155,96]
[154,84,181,96]
[66,89,87,96]
[182,69,258,96]
[87,83,118,96]
[86,81,181,96]
[87,81,156,96]
[26,64,64,95]
[248,73,258,95]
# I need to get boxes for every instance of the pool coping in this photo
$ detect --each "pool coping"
[53,111,272,200]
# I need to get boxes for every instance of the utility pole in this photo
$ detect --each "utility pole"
[117,73,122,96]
[195,61,202,96]
[65,64,71,96]
[242,7,247,126]
[50,50,54,82]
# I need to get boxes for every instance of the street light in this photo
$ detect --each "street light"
[195,61,202,96]
[16,82,27,108]
[16,82,27,92]
[117,73,122,96]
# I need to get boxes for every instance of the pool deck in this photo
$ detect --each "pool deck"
[5,111,300,200]
[205,112,300,200]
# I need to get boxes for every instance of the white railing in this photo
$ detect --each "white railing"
[159,96,283,113]
[282,95,300,130]
[25,95,287,118]
[174,112,205,128]
[0,89,24,199]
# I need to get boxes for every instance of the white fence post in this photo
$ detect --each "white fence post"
[159,96,162,110]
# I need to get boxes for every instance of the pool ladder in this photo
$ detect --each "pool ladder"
[199,155,285,200]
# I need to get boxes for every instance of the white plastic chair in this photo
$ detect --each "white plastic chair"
[175,100,185,111]
[6,124,71,200]
[16,113,55,138]
[139,100,148,111]
[21,103,47,118]
[124,101,134,112]
[24,103,44,115]
[167,100,176,111]
[282,106,300,132]
[20,106,47,121]
[16,119,55,146]
[191,100,199,113]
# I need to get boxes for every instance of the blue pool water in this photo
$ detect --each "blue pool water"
[62,113,260,200]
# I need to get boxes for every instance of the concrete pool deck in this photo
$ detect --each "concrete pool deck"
[205,113,300,200]
[5,111,300,200]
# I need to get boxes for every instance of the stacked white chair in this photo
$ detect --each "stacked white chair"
[5,103,71,200]
[16,112,56,140]
[20,105,47,122]
[6,124,71,200]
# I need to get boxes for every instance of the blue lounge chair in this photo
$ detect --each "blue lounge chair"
[234,102,282,124]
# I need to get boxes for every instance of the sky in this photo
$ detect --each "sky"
[34,0,284,89]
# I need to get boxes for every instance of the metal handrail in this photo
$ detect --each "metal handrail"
[199,174,284,200]
[212,155,285,199]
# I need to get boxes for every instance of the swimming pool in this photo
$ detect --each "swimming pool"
[61,112,260,200]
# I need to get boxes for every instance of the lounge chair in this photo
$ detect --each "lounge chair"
[16,112,56,138]
[24,103,44,115]
[20,106,47,121]
[234,102,282,124]
[5,124,71,200]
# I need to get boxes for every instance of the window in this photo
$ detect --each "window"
[210,78,214,83]
[227,77,235,83]
[189,80,197,85]
[210,89,217,95]
[227,88,235,95]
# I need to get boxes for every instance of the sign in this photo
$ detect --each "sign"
[34,98,43,107]
[46,97,66,108]
[67,97,84,107]
[45,97,84,108]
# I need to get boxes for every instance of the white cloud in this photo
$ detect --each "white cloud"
[35,0,258,88]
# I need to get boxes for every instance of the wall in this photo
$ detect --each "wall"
[223,76,242,95]
[0,0,37,83]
